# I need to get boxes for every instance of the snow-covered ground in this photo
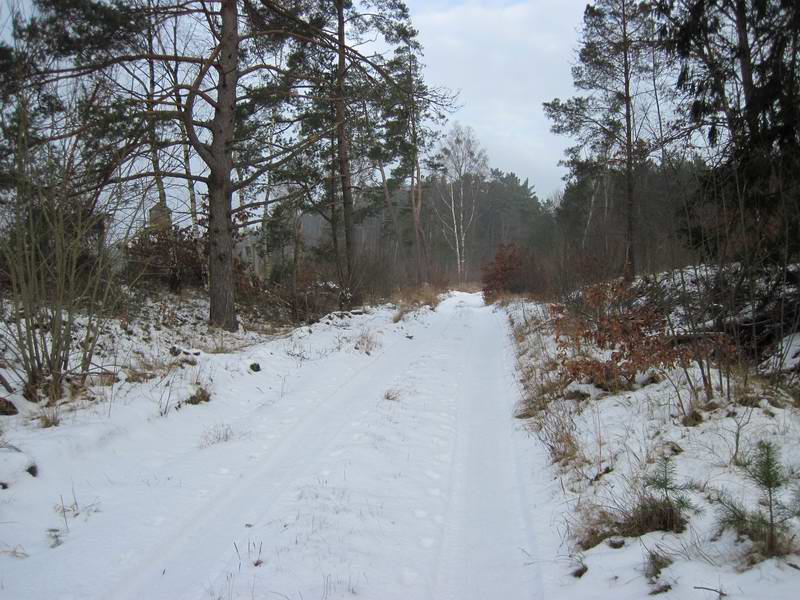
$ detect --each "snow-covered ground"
[2,290,797,599]
[506,299,800,600]
[0,292,550,599]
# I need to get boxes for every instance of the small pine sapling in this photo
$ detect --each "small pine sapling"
[744,441,798,556]
[642,455,694,533]
[715,440,800,558]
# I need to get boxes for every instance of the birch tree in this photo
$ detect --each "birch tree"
[431,124,488,283]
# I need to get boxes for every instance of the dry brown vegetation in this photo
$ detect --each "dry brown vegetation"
[508,269,800,571]
[186,385,211,405]
[390,285,442,322]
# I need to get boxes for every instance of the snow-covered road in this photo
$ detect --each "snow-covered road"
[2,293,547,599]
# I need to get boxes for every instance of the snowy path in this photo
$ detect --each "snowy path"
[2,293,545,599]
[431,296,542,600]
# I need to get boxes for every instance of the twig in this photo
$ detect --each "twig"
[693,585,727,597]
[59,495,70,533]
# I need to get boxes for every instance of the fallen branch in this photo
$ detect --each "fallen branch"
[693,585,727,597]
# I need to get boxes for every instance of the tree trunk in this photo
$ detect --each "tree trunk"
[146,2,167,213]
[291,211,302,320]
[207,0,239,331]
[335,0,355,298]
[169,17,199,238]
[411,153,426,284]
[329,128,345,289]
[622,1,636,281]
[733,0,758,137]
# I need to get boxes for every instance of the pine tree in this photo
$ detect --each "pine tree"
[544,0,659,280]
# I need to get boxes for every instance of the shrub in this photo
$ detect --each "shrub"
[551,280,732,395]
[125,226,206,292]
[1,196,113,402]
[186,386,211,405]
[481,244,525,303]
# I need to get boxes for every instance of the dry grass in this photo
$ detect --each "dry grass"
[354,329,380,354]
[573,492,689,551]
[186,385,211,405]
[490,290,533,307]
[126,351,186,381]
[390,285,442,322]
[38,405,61,428]
[515,357,569,419]
[455,281,483,293]
[123,351,198,385]
[529,402,583,465]
[86,372,119,387]
[644,548,673,582]
[123,368,156,383]
[200,423,234,447]
[194,330,252,354]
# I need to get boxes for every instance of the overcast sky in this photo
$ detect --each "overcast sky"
[404,0,588,199]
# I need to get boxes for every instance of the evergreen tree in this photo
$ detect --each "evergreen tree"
[544,0,659,280]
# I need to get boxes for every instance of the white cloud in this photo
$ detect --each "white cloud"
[406,0,587,197]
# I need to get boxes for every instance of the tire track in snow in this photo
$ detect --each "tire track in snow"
[105,305,462,600]
[431,300,544,600]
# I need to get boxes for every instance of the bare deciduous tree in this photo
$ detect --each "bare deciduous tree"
[431,124,488,283]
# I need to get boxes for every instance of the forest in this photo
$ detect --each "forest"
[1,1,797,328]
[0,1,799,599]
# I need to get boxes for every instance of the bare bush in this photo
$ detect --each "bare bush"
[1,194,115,403]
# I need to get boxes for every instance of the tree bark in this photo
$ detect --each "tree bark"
[622,0,636,281]
[411,156,426,283]
[335,0,355,299]
[146,1,168,213]
[207,0,239,331]
[733,0,758,137]
[329,125,345,290]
